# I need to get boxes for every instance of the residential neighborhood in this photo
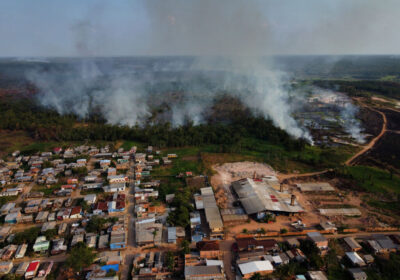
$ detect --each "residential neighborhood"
[0,144,399,280]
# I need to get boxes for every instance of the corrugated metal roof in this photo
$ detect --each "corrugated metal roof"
[233,178,303,214]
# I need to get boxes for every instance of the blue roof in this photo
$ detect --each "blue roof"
[101,264,119,272]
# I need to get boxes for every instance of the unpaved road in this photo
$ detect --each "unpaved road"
[345,104,387,166]
[277,170,331,181]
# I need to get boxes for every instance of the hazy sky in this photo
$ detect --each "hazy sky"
[0,0,399,57]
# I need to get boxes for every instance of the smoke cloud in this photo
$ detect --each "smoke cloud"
[23,0,366,143]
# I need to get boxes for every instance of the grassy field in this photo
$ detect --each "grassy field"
[34,183,62,196]
[342,165,400,194]
[120,140,146,151]
[0,130,35,157]
[2,129,358,177]
[149,138,357,178]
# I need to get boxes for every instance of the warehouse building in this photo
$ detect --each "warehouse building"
[232,178,304,219]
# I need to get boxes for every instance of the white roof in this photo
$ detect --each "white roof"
[345,252,365,266]
[238,260,273,275]
[272,255,283,263]
[206,259,224,268]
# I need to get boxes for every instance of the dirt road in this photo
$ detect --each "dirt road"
[220,240,235,280]
[345,104,387,166]
[277,170,331,181]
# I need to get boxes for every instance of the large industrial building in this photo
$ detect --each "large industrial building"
[232,178,304,219]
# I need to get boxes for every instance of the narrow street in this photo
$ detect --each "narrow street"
[120,163,137,280]
[220,240,235,280]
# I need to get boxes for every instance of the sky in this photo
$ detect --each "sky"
[0,0,399,57]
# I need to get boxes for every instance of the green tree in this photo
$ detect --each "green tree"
[86,216,107,233]
[166,251,175,271]
[66,242,96,272]
[180,240,190,255]
[250,273,261,280]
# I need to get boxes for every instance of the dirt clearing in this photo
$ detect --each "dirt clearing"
[211,161,276,188]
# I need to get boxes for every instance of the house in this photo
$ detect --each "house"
[373,234,399,252]
[98,234,110,249]
[346,252,366,267]
[53,147,62,154]
[197,241,220,259]
[100,159,111,167]
[97,251,122,266]
[366,240,383,254]
[1,202,15,215]
[57,208,71,220]
[307,232,328,250]
[84,194,97,205]
[51,239,67,255]
[165,194,175,203]
[116,201,125,211]
[25,260,40,279]
[85,176,98,183]
[0,261,13,275]
[0,226,11,242]
[5,211,20,224]
[108,201,118,213]
[77,158,87,165]
[363,254,374,265]
[103,183,126,193]
[184,265,225,280]
[107,168,117,177]
[48,212,56,221]
[110,232,126,250]
[70,206,82,219]
[108,175,128,184]
[306,271,328,280]
[236,237,279,254]
[200,187,223,238]
[285,249,306,263]
[286,238,300,248]
[238,260,274,279]
[344,237,362,252]
[33,236,50,253]
[135,221,163,246]
[71,234,84,247]
[41,221,57,232]
[15,244,28,258]
[1,245,17,260]
[94,202,108,215]
[16,261,30,276]
[348,268,367,280]
[58,223,68,235]
[86,234,97,248]
[37,261,53,278]
[35,211,49,223]
[61,184,76,190]
[67,178,78,185]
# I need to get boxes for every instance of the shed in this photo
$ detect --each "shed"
[348,268,367,280]
[345,252,366,267]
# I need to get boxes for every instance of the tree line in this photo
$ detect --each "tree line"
[0,95,307,151]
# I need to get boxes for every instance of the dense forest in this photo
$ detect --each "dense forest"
[0,95,307,151]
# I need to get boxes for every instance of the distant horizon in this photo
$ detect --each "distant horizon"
[2,53,400,59]
[2,1,400,57]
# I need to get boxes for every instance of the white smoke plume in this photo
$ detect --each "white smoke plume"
[25,0,314,142]
[308,88,366,144]
[340,103,366,144]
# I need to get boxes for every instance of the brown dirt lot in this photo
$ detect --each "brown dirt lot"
[211,161,275,188]
[210,163,393,235]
